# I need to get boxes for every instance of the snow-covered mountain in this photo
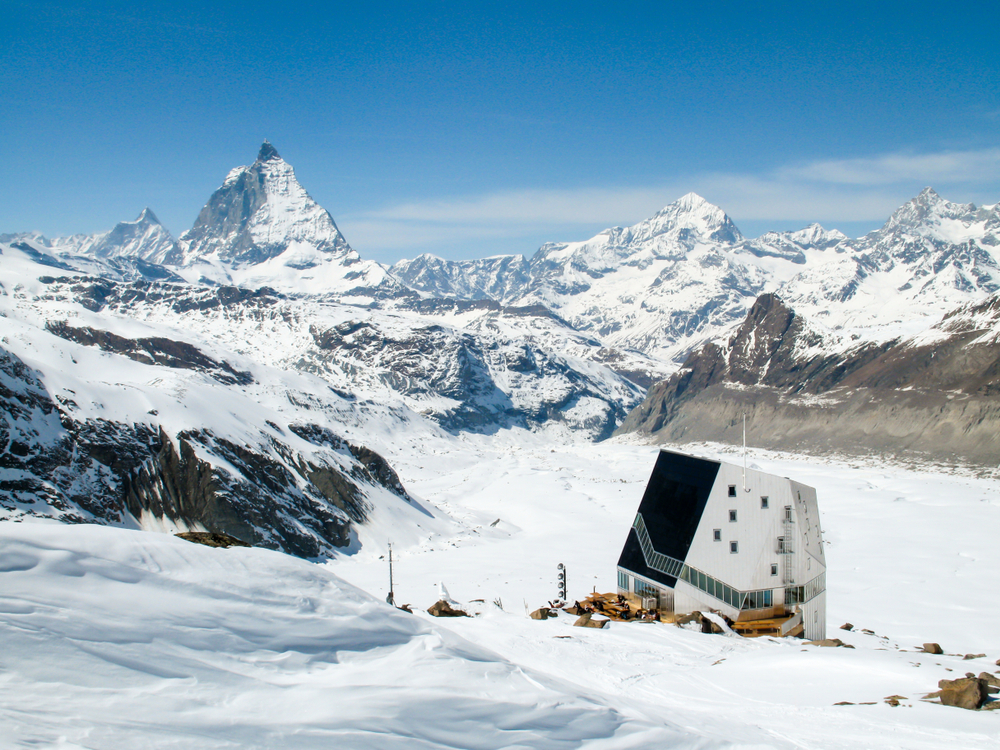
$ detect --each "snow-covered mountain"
[4,141,999,546]
[394,189,1000,364]
[0,226,649,548]
[2,207,178,263]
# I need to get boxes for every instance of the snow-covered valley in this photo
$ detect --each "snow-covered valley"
[2,140,1000,748]
[2,435,998,748]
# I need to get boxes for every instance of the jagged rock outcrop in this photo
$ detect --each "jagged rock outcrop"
[616,293,1000,465]
[0,342,412,558]
[46,321,253,385]
[122,427,378,557]
[0,346,158,523]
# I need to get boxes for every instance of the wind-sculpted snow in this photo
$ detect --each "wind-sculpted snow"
[0,523,690,749]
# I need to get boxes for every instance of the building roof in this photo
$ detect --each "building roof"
[617,450,719,586]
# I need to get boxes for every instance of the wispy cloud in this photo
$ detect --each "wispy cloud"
[342,146,1000,258]
[776,148,1000,186]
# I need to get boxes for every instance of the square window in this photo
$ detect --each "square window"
[730,541,738,554]
[713,528,721,541]
[761,496,769,509]
[729,509,737,522]
[770,563,778,576]
[728,485,737,497]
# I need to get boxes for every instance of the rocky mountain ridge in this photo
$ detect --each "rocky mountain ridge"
[615,292,1000,464]
[394,188,1000,364]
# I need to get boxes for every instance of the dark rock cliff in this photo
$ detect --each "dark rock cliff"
[0,345,410,557]
[617,293,1000,465]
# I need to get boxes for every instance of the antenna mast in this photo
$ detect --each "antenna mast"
[386,542,395,606]
[742,413,750,492]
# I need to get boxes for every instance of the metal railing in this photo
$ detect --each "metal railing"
[632,513,685,578]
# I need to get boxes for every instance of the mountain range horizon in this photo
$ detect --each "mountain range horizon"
[6,141,992,269]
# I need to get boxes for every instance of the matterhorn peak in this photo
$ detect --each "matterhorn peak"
[135,207,161,225]
[173,142,354,268]
[257,140,281,162]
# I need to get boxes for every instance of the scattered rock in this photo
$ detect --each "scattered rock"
[963,653,986,660]
[427,600,469,617]
[978,672,1000,688]
[938,677,988,710]
[833,701,855,706]
[529,608,553,620]
[175,531,250,548]
[839,623,854,631]
[884,695,907,707]
[573,613,608,629]
[397,604,413,614]
[806,638,853,648]
[922,643,944,655]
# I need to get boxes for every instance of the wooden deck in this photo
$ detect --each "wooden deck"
[567,593,804,637]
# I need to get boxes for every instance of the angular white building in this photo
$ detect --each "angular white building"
[617,449,826,639]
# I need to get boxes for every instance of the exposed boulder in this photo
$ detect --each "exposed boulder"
[937,677,988,710]
[923,643,944,655]
[427,600,469,617]
[573,613,608,629]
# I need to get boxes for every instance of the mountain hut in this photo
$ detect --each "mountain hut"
[616,449,826,639]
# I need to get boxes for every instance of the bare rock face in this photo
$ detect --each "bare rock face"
[938,677,988,710]
[0,346,157,524]
[616,293,1000,466]
[175,531,251,548]
[0,343,409,559]
[123,427,384,558]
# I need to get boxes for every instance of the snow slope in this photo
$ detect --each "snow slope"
[2,435,998,748]
[0,523,689,749]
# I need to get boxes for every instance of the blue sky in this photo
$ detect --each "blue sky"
[3,1,999,263]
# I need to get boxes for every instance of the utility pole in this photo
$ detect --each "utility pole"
[386,542,395,606]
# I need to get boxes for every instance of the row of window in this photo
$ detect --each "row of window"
[720,503,792,524]
[679,565,774,610]
[619,567,826,612]
[632,513,685,577]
